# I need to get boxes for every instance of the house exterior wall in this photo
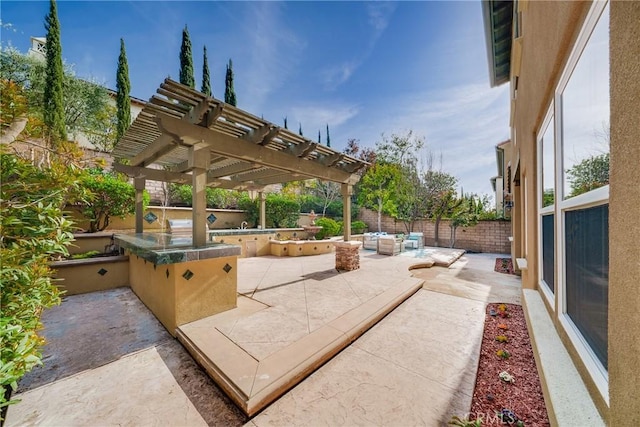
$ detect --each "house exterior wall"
[505,0,640,422]
[608,1,640,424]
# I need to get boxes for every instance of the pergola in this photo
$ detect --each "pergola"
[112,79,369,247]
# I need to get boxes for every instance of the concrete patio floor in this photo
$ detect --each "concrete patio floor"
[5,249,521,426]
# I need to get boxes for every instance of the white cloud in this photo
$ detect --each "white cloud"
[321,2,397,91]
[241,3,307,113]
[291,103,361,134]
[367,2,396,32]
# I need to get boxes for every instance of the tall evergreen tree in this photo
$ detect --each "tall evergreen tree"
[326,124,331,147]
[201,45,211,96]
[283,117,288,129]
[318,130,321,143]
[116,38,131,141]
[179,25,195,88]
[224,58,237,106]
[43,0,66,144]
[298,123,303,136]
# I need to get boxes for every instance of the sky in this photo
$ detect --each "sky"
[1,0,510,197]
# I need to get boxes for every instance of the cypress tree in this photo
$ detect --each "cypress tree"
[43,0,66,145]
[116,38,131,141]
[283,117,288,129]
[179,25,195,88]
[298,123,303,136]
[318,130,321,143]
[326,124,331,147]
[224,59,237,106]
[201,45,211,96]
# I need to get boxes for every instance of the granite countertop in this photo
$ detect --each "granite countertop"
[115,233,241,265]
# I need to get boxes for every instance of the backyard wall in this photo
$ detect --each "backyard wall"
[358,208,511,254]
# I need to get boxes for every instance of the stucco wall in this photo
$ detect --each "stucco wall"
[358,208,511,254]
[608,1,640,424]
[511,0,590,291]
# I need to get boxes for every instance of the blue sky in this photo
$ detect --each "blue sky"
[1,1,510,197]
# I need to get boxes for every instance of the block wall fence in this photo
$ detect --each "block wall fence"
[358,208,511,254]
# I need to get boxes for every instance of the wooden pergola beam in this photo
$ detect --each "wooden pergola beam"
[114,163,191,183]
[155,114,354,184]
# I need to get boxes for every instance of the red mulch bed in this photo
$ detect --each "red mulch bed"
[494,258,516,275]
[470,303,550,426]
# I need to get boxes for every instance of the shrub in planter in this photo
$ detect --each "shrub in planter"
[76,168,149,232]
[315,217,341,239]
[351,220,367,234]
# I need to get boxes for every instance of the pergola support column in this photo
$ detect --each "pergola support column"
[134,178,146,234]
[259,192,266,229]
[342,183,352,242]
[190,143,210,247]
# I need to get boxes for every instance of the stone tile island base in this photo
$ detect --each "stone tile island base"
[334,241,362,271]
[117,233,241,336]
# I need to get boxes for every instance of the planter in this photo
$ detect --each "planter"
[50,255,129,295]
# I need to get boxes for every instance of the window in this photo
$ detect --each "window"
[538,105,555,298]
[561,4,610,200]
[554,0,610,398]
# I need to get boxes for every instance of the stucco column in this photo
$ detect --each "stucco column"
[259,191,266,229]
[342,183,352,242]
[134,177,145,234]
[190,144,210,247]
[609,1,640,424]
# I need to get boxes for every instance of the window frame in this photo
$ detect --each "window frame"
[554,0,610,403]
[537,103,555,307]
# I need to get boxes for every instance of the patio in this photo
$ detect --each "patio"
[5,249,523,426]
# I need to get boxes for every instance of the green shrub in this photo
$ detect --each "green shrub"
[169,184,243,209]
[76,168,148,232]
[238,193,301,228]
[315,217,341,239]
[1,153,76,413]
[266,194,300,228]
[351,220,367,233]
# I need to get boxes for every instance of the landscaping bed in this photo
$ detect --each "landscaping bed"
[468,303,549,426]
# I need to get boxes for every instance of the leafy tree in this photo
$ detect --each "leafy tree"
[566,153,609,197]
[375,131,426,232]
[312,180,341,216]
[43,0,66,145]
[344,138,376,166]
[201,45,211,96]
[1,47,116,151]
[423,169,458,246]
[224,59,237,106]
[179,25,195,88]
[76,168,148,232]
[449,193,482,248]
[357,162,402,232]
[1,151,81,413]
[116,38,131,141]
[326,124,331,147]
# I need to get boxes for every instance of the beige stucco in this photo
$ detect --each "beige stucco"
[52,257,129,295]
[128,255,237,336]
[608,1,640,424]
[504,0,640,422]
[269,240,335,257]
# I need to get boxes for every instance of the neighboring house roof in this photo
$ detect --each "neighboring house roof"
[106,89,147,107]
[482,0,513,87]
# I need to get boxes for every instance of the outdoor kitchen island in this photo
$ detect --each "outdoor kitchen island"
[115,233,241,336]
